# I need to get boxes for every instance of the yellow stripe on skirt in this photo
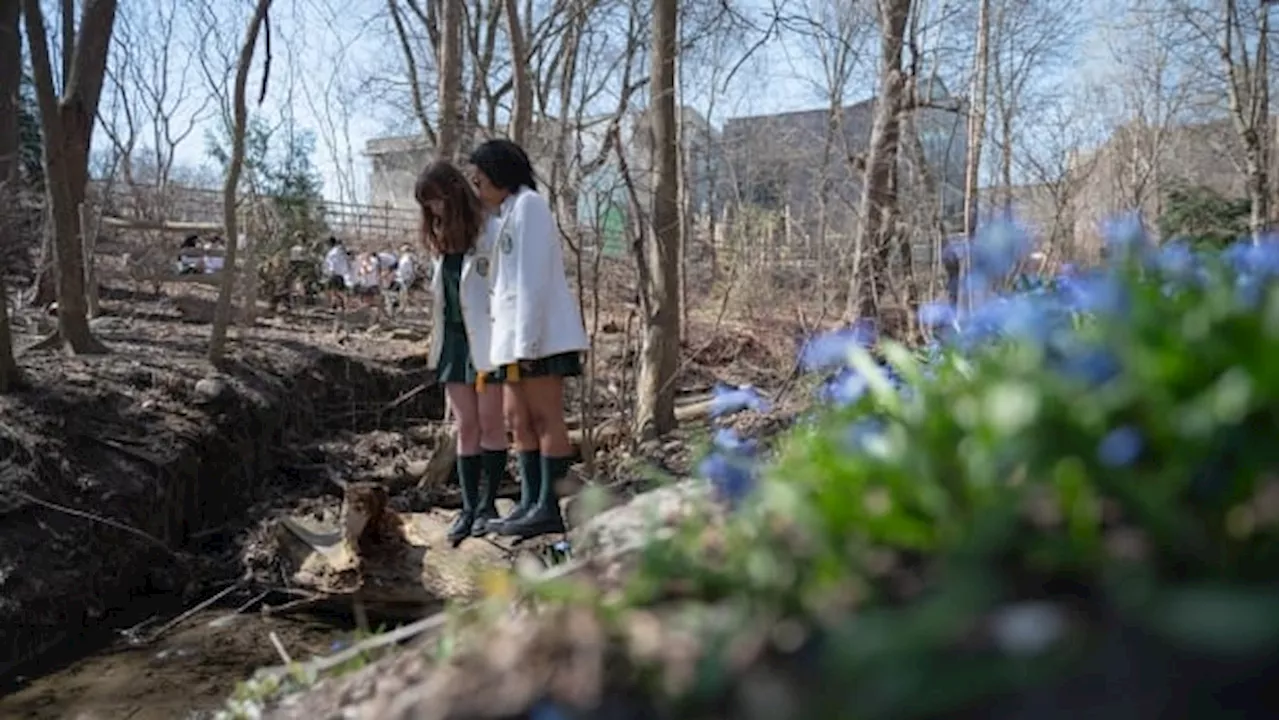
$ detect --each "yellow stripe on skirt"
[476,363,520,391]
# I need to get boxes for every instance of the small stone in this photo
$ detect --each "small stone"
[193,376,230,404]
[404,459,431,478]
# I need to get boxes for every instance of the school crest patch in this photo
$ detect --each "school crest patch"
[500,232,514,255]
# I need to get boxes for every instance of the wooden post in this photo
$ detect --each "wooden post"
[79,202,101,318]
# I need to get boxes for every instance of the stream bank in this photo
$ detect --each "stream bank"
[0,320,444,711]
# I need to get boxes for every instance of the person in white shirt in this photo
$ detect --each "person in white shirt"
[416,160,507,546]
[322,236,351,309]
[394,244,416,291]
[467,139,589,541]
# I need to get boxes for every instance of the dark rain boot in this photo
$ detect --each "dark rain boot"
[499,455,570,540]
[471,449,507,536]
[490,450,541,532]
[448,454,482,547]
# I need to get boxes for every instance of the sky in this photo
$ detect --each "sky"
[79,0,1227,205]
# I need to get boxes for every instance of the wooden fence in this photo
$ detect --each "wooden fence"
[86,181,418,254]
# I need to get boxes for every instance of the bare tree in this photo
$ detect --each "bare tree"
[960,0,989,235]
[21,0,118,354]
[846,0,912,323]
[208,0,273,364]
[635,0,680,437]
[987,0,1084,209]
[96,0,213,225]
[503,0,532,145]
[0,0,23,390]
[1170,0,1275,236]
[436,0,463,159]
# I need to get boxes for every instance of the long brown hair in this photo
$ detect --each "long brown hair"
[414,160,484,255]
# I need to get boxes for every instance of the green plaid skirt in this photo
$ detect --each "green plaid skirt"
[435,323,478,384]
[488,352,583,383]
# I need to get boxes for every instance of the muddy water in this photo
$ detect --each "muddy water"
[0,607,357,720]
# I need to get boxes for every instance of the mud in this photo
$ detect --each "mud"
[0,605,359,720]
[0,310,443,689]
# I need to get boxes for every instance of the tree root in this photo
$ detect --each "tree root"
[21,328,110,356]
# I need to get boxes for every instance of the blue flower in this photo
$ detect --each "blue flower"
[1057,270,1127,316]
[818,368,869,406]
[529,699,573,720]
[918,300,957,328]
[710,382,770,418]
[799,321,877,371]
[1097,426,1143,467]
[699,452,757,507]
[1051,343,1121,387]
[699,428,759,507]
[843,418,887,454]
[1101,213,1150,262]
[713,427,757,453]
[971,217,1034,280]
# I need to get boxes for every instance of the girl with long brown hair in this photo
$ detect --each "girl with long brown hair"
[416,160,507,546]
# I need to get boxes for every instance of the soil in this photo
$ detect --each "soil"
[0,272,805,718]
[0,606,354,720]
[0,286,444,693]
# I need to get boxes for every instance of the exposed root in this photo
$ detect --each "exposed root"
[6,487,177,557]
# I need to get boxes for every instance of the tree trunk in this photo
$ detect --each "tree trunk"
[208,0,273,364]
[845,0,911,323]
[436,0,463,160]
[503,0,531,147]
[0,0,23,389]
[635,0,680,439]
[962,0,991,237]
[21,0,116,354]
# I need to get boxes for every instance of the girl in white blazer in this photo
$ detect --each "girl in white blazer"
[467,139,589,541]
[415,161,508,546]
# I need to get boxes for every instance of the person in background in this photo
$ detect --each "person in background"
[377,248,399,285]
[353,251,382,311]
[323,236,351,310]
[467,138,589,540]
[390,243,417,314]
[177,234,202,275]
[416,160,507,546]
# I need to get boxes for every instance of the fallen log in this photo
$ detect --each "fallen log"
[266,482,515,617]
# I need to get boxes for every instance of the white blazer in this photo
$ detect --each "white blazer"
[488,188,589,366]
[426,228,498,374]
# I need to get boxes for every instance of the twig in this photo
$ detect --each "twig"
[235,590,271,614]
[9,489,177,557]
[383,382,431,412]
[269,631,293,665]
[262,594,326,616]
[258,611,449,681]
[145,581,245,643]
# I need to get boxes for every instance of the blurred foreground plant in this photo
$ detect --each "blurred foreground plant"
[627,219,1278,718]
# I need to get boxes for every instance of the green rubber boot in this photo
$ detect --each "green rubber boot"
[448,454,482,547]
[471,449,507,536]
[498,455,570,540]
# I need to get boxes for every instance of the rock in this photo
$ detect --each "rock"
[193,376,231,405]
[404,459,431,479]
[372,462,401,482]
[572,479,714,558]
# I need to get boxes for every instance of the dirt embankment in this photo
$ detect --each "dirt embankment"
[0,317,443,681]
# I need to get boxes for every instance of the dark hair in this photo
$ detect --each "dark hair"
[468,139,537,194]
[328,236,341,247]
[414,160,484,255]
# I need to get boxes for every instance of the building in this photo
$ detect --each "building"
[364,108,721,257]
[1068,115,1277,257]
[719,91,968,233]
